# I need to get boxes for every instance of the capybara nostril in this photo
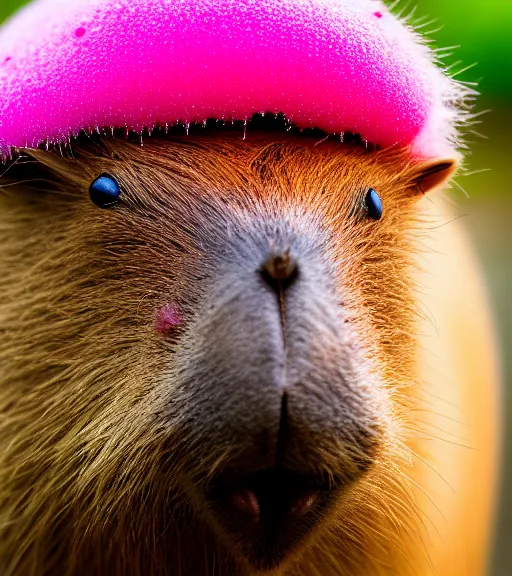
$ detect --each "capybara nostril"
[261,248,298,291]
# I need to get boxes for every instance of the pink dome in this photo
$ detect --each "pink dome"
[0,0,472,161]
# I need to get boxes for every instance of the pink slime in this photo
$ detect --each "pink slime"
[0,0,469,160]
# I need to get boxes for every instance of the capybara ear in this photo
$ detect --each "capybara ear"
[412,158,458,195]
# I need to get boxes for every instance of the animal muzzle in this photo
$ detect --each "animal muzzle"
[164,215,384,568]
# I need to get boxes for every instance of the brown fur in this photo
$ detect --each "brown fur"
[0,133,498,575]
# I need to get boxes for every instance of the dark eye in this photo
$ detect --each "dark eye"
[89,173,121,208]
[364,188,382,220]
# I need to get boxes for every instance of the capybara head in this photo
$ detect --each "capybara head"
[0,128,455,575]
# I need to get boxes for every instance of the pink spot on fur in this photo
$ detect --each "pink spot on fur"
[75,27,86,38]
[154,303,183,335]
[4,56,11,63]
[373,11,383,18]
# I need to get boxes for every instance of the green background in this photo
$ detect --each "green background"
[1,0,511,573]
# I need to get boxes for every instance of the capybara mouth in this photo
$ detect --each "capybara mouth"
[206,467,340,570]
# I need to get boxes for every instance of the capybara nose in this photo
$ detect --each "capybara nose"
[171,220,382,569]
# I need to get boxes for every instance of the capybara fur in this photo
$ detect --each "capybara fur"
[0,130,500,575]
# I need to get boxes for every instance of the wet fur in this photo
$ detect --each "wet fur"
[0,133,473,575]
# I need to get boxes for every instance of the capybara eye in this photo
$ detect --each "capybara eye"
[89,173,121,208]
[364,188,382,220]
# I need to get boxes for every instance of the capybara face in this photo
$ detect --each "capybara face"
[0,130,454,575]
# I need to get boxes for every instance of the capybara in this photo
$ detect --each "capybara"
[0,0,501,574]
[0,131,500,575]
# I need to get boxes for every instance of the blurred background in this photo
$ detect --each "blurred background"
[0,0,510,573]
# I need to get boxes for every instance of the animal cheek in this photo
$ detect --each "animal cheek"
[154,303,183,336]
